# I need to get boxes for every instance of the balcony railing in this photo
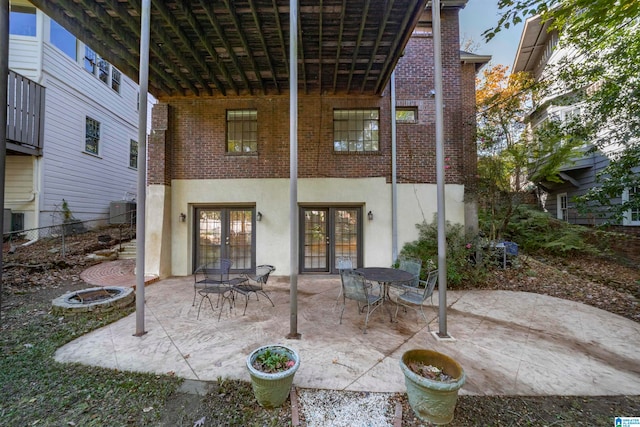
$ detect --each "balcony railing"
[6,70,45,155]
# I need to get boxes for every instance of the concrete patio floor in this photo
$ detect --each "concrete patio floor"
[55,270,640,396]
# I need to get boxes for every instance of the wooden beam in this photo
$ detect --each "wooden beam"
[248,0,280,94]
[318,0,323,93]
[150,0,214,96]
[297,4,307,94]
[221,0,265,95]
[375,0,424,94]
[360,0,396,93]
[271,0,289,76]
[173,0,235,96]
[198,0,253,95]
[346,0,370,93]
[331,0,347,94]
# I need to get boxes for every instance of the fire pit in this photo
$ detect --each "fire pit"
[52,286,135,315]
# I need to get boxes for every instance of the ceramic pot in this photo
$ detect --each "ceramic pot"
[246,344,300,408]
[399,349,465,425]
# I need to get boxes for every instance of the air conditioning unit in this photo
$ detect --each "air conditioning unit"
[109,201,136,224]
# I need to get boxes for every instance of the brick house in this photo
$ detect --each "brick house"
[27,0,487,278]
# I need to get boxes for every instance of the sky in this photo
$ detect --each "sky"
[459,0,525,70]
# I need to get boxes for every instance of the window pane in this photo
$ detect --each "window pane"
[396,107,417,123]
[84,47,96,74]
[85,117,100,155]
[111,69,121,93]
[50,20,76,60]
[9,6,36,37]
[226,110,257,153]
[333,109,380,152]
[129,139,138,168]
[98,58,110,84]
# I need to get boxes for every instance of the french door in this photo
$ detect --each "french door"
[194,207,255,273]
[300,207,362,274]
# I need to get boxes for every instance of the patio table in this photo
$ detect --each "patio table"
[355,267,415,301]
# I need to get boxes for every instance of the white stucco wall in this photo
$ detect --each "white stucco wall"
[146,177,465,277]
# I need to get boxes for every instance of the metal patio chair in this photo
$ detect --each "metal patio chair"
[394,270,438,330]
[339,269,383,334]
[398,257,422,287]
[233,264,276,315]
[334,256,354,306]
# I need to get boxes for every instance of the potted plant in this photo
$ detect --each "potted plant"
[399,349,465,425]
[246,344,300,408]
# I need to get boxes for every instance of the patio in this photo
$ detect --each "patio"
[55,273,640,396]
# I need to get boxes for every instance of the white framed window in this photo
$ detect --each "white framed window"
[226,110,257,153]
[84,46,97,74]
[557,193,568,221]
[83,46,121,93]
[129,139,138,169]
[111,69,121,93]
[333,109,379,152]
[85,117,100,155]
[622,186,640,226]
[9,5,36,37]
[396,107,418,124]
[50,19,77,60]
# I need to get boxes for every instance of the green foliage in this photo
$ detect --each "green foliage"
[0,305,181,426]
[253,348,293,373]
[399,216,485,287]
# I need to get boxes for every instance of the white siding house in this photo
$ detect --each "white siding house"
[6,0,142,232]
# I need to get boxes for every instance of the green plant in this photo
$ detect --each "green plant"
[252,349,294,374]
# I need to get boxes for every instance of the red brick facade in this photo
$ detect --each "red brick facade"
[148,9,478,191]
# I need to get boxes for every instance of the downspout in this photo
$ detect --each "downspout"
[35,9,44,84]
[391,71,398,262]
[1,0,9,323]
[287,0,301,340]
[135,0,151,337]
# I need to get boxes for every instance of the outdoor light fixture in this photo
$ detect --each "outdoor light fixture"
[367,211,373,221]
[179,212,186,222]
[256,211,263,221]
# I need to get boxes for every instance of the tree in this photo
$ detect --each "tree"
[486,0,640,225]
[476,64,586,239]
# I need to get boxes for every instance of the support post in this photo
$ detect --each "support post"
[0,0,8,325]
[135,0,151,337]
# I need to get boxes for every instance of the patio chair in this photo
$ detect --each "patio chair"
[339,269,383,334]
[394,270,437,330]
[234,264,276,315]
[334,256,354,305]
[398,257,422,287]
[194,259,236,320]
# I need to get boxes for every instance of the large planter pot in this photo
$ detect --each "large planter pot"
[246,344,300,409]
[399,349,465,425]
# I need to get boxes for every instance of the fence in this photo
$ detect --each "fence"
[2,211,136,258]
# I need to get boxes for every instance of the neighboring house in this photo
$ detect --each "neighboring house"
[513,14,640,228]
[27,0,487,277]
[5,0,140,234]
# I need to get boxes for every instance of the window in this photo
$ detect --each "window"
[227,110,257,153]
[557,193,568,221]
[98,58,110,84]
[50,20,77,60]
[9,5,36,36]
[623,186,640,225]
[85,117,100,155]
[396,107,417,123]
[333,109,379,152]
[111,69,121,93]
[129,139,138,168]
[84,46,97,74]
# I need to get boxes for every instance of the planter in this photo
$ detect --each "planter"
[399,349,465,425]
[246,344,300,409]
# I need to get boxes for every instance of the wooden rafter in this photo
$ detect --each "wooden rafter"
[318,0,323,93]
[149,0,213,96]
[248,0,281,94]
[297,4,307,94]
[346,0,371,93]
[198,0,253,95]
[331,0,347,94]
[360,0,396,93]
[271,0,289,75]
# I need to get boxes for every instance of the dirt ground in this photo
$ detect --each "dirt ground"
[1,227,639,426]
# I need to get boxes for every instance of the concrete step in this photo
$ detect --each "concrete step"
[117,240,137,260]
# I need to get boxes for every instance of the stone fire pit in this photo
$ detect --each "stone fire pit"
[52,286,135,315]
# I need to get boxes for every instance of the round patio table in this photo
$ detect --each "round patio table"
[355,267,415,285]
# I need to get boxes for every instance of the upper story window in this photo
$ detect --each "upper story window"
[10,5,36,37]
[129,139,138,169]
[396,107,418,124]
[84,46,121,93]
[333,109,379,152]
[623,186,640,225]
[227,110,257,153]
[85,117,101,155]
[50,20,77,60]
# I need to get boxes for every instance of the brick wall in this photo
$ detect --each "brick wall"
[148,8,478,189]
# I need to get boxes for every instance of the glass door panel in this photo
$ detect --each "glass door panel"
[333,208,359,271]
[196,209,222,268]
[302,209,328,272]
